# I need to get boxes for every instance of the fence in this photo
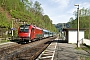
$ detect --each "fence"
[80,38,90,46]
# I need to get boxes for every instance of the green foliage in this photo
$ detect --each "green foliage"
[0,0,57,34]
[0,12,11,28]
[68,8,90,39]
[0,39,10,43]
[75,47,82,50]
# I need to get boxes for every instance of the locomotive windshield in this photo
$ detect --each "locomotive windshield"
[20,25,29,32]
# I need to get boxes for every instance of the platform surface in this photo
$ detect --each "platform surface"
[54,39,90,60]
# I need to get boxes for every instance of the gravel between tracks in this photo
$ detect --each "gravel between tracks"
[0,37,56,60]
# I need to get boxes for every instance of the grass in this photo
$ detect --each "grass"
[83,44,90,49]
[82,44,90,50]
[75,44,90,50]
[75,44,90,60]
[85,57,90,60]
[80,56,90,60]
[75,47,82,50]
[0,40,10,43]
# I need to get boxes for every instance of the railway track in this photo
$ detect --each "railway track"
[0,36,56,60]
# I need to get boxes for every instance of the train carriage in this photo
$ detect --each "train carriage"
[42,29,49,38]
[49,32,53,37]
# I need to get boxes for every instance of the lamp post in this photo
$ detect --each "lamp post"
[74,4,80,47]
[11,18,15,40]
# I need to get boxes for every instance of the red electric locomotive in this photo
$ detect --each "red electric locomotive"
[18,24,43,43]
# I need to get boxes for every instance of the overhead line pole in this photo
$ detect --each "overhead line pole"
[74,4,80,47]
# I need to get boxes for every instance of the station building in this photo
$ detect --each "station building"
[63,28,85,44]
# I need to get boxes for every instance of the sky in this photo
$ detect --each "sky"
[32,0,90,24]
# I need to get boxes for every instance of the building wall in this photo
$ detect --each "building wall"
[68,30,84,43]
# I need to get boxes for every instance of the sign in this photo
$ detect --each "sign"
[11,28,15,30]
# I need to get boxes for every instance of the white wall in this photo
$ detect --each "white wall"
[68,30,84,43]
[83,39,90,46]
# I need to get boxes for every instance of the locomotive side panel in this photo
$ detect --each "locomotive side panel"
[30,28,35,40]
[34,27,43,39]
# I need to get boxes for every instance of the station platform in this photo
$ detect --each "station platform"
[54,39,90,60]
[37,38,90,60]
[0,42,15,46]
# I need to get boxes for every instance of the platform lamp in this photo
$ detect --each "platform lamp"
[11,18,15,40]
[74,4,80,47]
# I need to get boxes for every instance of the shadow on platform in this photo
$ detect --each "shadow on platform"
[53,39,68,43]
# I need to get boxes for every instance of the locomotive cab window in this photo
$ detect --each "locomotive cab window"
[20,25,29,32]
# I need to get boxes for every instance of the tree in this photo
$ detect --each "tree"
[0,0,57,34]
[68,8,90,39]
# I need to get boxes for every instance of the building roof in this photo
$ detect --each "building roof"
[63,28,87,31]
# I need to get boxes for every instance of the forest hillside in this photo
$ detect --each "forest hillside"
[0,0,57,37]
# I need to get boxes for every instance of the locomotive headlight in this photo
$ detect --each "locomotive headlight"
[28,33,30,37]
